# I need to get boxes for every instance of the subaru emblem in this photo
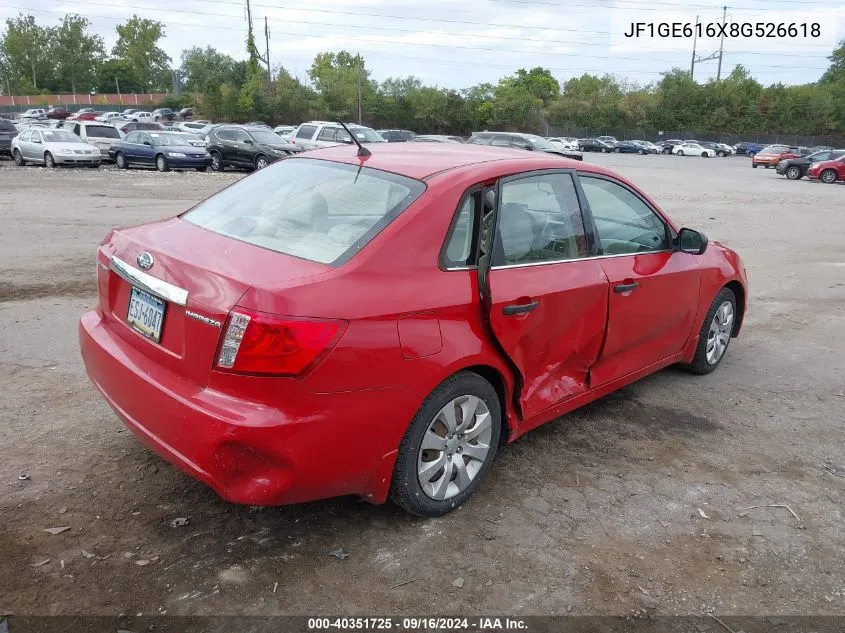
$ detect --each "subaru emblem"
[136,252,154,270]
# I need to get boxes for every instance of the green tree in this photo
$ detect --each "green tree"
[1,14,54,92]
[112,15,171,91]
[309,51,373,121]
[180,46,245,94]
[97,58,145,94]
[52,14,104,93]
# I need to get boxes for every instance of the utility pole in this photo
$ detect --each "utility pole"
[264,16,271,87]
[245,0,270,87]
[115,77,121,100]
[716,5,726,80]
[357,53,362,125]
[690,14,699,79]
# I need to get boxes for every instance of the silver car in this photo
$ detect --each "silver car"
[11,128,102,168]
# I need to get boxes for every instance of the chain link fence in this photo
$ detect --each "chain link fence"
[547,126,845,148]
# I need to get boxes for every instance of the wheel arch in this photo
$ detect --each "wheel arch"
[724,280,746,336]
[462,364,511,445]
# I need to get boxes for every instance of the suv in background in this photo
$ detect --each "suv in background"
[0,118,19,156]
[207,125,301,171]
[152,108,174,122]
[751,145,808,168]
[378,129,417,142]
[291,121,386,150]
[578,138,614,153]
[468,131,582,160]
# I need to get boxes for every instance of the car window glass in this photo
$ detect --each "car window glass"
[495,173,588,265]
[32,131,42,142]
[125,132,139,144]
[20,130,31,142]
[579,176,669,255]
[831,151,845,160]
[490,136,511,147]
[216,129,234,141]
[510,137,531,149]
[317,127,337,142]
[138,133,151,145]
[86,125,120,139]
[444,195,477,267]
[296,124,317,140]
[235,130,251,142]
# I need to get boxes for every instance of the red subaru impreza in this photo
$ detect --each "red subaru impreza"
[79,143,748,516]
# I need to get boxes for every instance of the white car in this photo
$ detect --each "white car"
[547,137,579,151]
[672,142,716,157]
[172,131,207,148]
[175,120,211,133]
[131,111,154,123]
[11,128,102,168]
[96,111,123,123]
[18,108,46,121]
[290,121,386,150]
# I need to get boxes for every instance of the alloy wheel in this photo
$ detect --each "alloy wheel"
[821,169,837,184]
[417,395,493,501]
[706,301,734,365]
[786,166,801,180]
[256,156,269,170]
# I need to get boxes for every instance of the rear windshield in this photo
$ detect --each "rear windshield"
[85,125,120,139]
[0,119,16,131]
[182,158,426,265]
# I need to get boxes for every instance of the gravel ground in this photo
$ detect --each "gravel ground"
[1,154,843,618]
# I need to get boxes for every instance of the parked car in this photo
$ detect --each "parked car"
[176,121,213,134]
[11,128,101,168]
[672,142,716,157]
[245,121,271,128]
[596,135,618,144]
[18,108,46,121]
[74,110,102,121]
[412,134,464,143]
[751,145,806,168]
[207,125,301,171]
[96,111,123,123]
[657,139,684,154]
[117,121,165,135]
[79,142,748,516]
[612,140,646,154]
[547,137,579,151]
[291,121,387,150]
[468,131,583,160]
[110,130,211,172]
[578,138,614,153]
[378,129,417,142]
[733,141,766,157]
[809,145,832,153]
[178,107,194,120]
[152,108,175,122]
[776,149,845,180]
[68,108,96,121]
[807,155,845,183]
[55,120,123,160]
[697,142,732,157]
[0,118,19,156]
[122,108,139,116]
[630,140,660,154]
[273,125,296,136]
[130,112,154,123]
[46,106,71,120]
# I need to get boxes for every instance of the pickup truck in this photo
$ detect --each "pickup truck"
[733,141,767,157]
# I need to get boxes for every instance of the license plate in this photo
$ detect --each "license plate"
[127,287,166,342]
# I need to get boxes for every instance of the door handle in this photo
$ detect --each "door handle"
[503,300,539,315]
[614,282,640,294]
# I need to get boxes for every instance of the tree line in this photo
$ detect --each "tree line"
[2,12,844,138]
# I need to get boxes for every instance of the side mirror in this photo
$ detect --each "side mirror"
[677,228,708,255]
[243,138,254,144]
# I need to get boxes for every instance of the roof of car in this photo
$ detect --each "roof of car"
[296,142,603,181]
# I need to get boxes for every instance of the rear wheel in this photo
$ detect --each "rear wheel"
[44,152,56,168]
[663,148,670,154]
[677,150,684,156]
[785,166,802,180]
[210,151,223,172]
[748,152,756,159]
[13,149,25,166]
[115,152,128,169]
[820,169,838,184]
[701,152,709,157]
[684,287,737,375]
[156,155,169,172]
[717,151,726,157]
[638,149,645,155]
[752,163,758,168]
[389,372,501,517]
[614,147,620,153]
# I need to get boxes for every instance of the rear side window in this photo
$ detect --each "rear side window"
[443,195,478,267]
[296,125,317,140]
[85,125,120,139]
[317,127,337,142]
[216,129,235,141]
[183,159,426,265]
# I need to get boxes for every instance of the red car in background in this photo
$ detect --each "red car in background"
[751,145,807,168]
[46,106,71,120]
[68,108,101,121]
[79,143,748,517]
[807,155,845,183]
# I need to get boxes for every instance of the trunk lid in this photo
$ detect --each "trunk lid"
[98,217,330,386]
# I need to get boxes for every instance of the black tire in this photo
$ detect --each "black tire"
[748,152,756,159]
[255,154,269,170]
[115,152,128,169]
[389,371,501,517]
[45,152,56,168]
[701,152,709,157]
[752,163,758,168]
[614,147,620,153]
[210,151,223,172]
[717,151,725,157]
[677,150,684,156]
[638,149,645,155]
[156,154,170,172]
[601,147,608,153]
[820,169,838,184]
[684,287,737,375]
[785,166,802,180]
[663,148,670,154]
[765,165,771,169]
[196,166,208,172]
[13,149,25,166]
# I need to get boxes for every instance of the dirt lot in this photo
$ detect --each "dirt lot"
[1,154,843,619]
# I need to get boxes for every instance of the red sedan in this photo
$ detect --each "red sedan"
[807,155,845,183]
[79,143,748,516]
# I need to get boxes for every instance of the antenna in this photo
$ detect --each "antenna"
[337,120,371,158]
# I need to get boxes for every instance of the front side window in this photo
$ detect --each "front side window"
[234,130,252,143]
[494,172,588,266]
[579,176,669,255]
[20,130,32,142]
[490,136,511,147]
[125,132,140,144]
[183,159,426,265]
[296,124,317,140]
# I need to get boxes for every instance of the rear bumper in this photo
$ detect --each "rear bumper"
[79,308,419,506]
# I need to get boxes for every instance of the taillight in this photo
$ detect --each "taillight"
[215,309,346,376]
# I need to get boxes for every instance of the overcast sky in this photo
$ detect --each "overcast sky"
[2,0,843,89]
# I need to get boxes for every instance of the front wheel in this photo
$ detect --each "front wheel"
[752,163,758,168]
[717,151,726,157]
[13,149,25,166]
[156,155,170,172]
[785,166,802,180]
[662,148,670,154]
[684,287,737,375]
[677,150,684,156]
[614,147,620,153]
[45,152,56,168]
[115,152,128,169]
[255,155,269,170]
[702,152,709,157]
[820,169,838,184]
[389,372,501,517]
[748,152,756,159]
[638,149,645,155]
